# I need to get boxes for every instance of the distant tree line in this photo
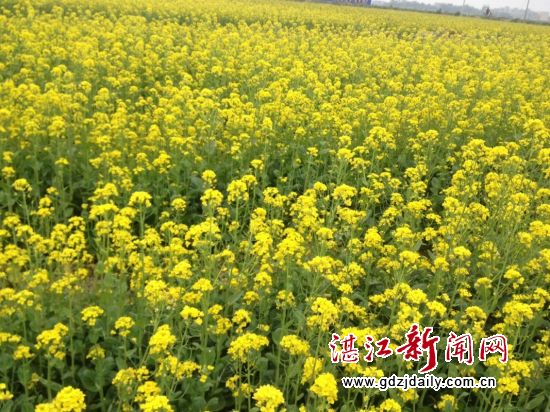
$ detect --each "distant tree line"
[315,0,550,23]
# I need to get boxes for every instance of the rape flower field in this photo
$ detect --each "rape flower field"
[0,0,549,410]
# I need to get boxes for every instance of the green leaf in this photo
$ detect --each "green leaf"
[16,364,32,386]
[0,353,13,372]
[78,367,99,393]
[524,394,545,410]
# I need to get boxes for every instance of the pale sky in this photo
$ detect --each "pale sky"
[376,0,550,12]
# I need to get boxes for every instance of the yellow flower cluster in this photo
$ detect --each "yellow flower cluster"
[35,323,69,360]
[148,325,176,355]
[35,386,86,412]
[310,372,338,405]
[228,333,270,363]
[280,334,310,356]
[253,385,285,412]
[80,305,104,327]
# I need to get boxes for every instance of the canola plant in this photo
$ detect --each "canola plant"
[0,0,549,410]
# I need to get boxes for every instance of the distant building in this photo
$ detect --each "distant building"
[338,0,372,4]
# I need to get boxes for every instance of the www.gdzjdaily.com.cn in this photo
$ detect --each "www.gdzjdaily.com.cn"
[341,374,497,391]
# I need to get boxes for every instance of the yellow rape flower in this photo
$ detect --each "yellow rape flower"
[280,334,310,356]
[148,325,176,355]
[0,383,13,401]
[310,373,338,405]
[253,385,285,412]
[12,178,32,193]
[35,386,85,412]
[111,316,135,337]
[35,323,69,360]
[129,191,152,208]
[81,306,104,327]
[228,333,269,362]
